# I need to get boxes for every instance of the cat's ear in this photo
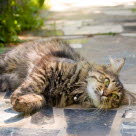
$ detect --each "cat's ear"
[109,57,126,74]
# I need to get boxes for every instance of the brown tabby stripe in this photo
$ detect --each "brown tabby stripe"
[96,71,106,76]
[34,73,46,84]
[90,76,103,83]
[30,75,45,89]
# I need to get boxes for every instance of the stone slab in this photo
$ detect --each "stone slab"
[122,109,136,119]
[63,24,123,35]
[121,33,136,37]
[104,10,136,16]
[64,109,117,136]
[44,20,123,35]
[31,107,54,125]
[121,122,136,136]
[123,22,136,27]
[0,127,60,136]
[44,20,94,30]
[69,43,83,48]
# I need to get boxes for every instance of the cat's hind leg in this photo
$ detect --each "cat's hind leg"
[0,73,23,92]
[0,75,10,92]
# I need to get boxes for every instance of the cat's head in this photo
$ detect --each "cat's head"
[87,58,125,109]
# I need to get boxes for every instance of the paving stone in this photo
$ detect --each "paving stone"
[104,10,136,16]
[121,33,136,37]
[63,24,123,35]
[70,43,83,48]
[0,127,60,136]
[121,122,136,136]
[44,20,123,35]
[64,109,117,136]
[123,22,136,27]
[31,106,54,125]
[122,109,136,118]
[0,98,56,128]
[44,20,94,30]
[123,24,136,32]
[0,101,22,124]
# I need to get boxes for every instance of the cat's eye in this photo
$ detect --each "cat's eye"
[104,78,110,87]
[112,94,120,100]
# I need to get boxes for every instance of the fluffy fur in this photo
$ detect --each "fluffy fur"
[0,39,133,114]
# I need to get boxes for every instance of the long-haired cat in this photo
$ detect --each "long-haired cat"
[0,39,134,114]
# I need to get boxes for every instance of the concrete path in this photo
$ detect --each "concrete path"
[2,0,136,136]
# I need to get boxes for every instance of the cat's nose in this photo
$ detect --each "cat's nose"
[100,90,107,96]
[102,91,107,96]
[100,90,108,96]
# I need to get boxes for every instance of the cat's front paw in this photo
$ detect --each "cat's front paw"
[81,97,94,108]
[11,93,45,114]
[12,96,27,112]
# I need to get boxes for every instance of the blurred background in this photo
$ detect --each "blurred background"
[1,0,136,83]
[1,0,136,46]
[0,0,48,47]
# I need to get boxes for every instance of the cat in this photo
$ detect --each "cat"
[0,39,133,114]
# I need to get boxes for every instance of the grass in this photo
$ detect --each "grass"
[0,48,9,54]
[96,32,117,36]
[66,38,89,44]
[44,30,64,36]
[132,8,136,12]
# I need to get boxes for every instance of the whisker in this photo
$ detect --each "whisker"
[104,100,108,114]
[90,105,104,115]
[90,108,100,115]
[101,99,108,114]
[97,107,104,115]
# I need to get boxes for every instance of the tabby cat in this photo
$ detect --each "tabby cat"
[0,39,132,114]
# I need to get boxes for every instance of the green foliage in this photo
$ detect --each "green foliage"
[38,0,45,7]
[0,0,45,45]
[132,8,136,12]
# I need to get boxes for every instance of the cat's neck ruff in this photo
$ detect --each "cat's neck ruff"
[87,81,100,107]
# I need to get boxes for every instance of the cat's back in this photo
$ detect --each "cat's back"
[0,39,82,78]
[40,39,81,61]
[3,39,81,63]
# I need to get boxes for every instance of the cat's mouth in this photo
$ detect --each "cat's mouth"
[95,89,112,99]
[92,89,110,107]
[95,89,105,98]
